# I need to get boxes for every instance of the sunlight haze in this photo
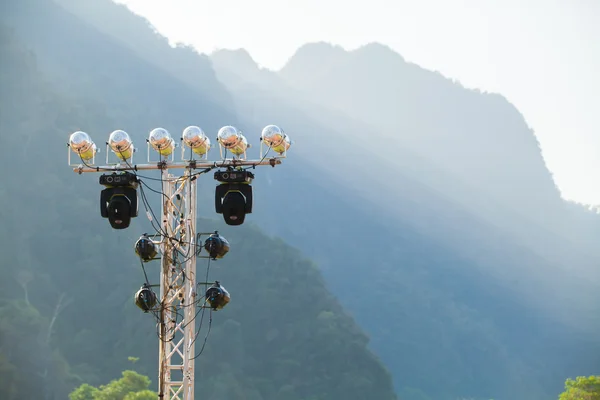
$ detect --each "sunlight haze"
[4,0,600,398]
[117,0,600,205]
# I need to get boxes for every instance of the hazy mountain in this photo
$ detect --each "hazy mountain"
[210,43,600,280]
[278,42,600,269]
[52,0,233,111]
[2,0,237,136]
[2,0,599,399]
[209,47,600,399]
[209,46,600,319]
[0,3,398,400]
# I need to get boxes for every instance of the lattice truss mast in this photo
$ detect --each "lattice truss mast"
[158,168,199,399]
[66,124,292,400]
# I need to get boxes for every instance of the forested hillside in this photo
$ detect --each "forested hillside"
[1,0,599,399]
[0,23,397,400]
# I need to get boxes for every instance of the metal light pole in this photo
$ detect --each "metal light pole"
[156,166,198,399]
[66,125,291,400]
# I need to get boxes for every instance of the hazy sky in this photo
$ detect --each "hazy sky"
[117,0,600,205]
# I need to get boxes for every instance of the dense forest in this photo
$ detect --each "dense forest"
[1,0,599,399]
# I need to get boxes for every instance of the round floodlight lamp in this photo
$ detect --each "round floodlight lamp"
[217,126,249,156]
[205,281,230,310]
[204,232,230,259]
[135,284,157,312]
[217,126,241,147]
[182,125,211,156]
[135,233,158,262]
[69,131,97,161]
[261,125,291,155]
[148,127,175,156]
[108,130,134,160]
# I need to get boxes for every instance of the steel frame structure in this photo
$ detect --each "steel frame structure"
[68,153,283,400]
[157,166,197,399]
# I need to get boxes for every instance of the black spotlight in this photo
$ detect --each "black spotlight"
[135,233,157,262]
[205,281,230,311]
[134,284,157,312]
[204,232,230,259]
[99,172,138,230]
[214,170,253,226]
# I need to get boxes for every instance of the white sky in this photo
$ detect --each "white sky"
[117,0,600,205]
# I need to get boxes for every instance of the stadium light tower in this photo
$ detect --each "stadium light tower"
[66,124,292,400]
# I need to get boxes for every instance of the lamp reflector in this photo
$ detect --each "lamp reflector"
[108,130,134,160]
[217,126,248,156]
[149,127,175,156]
[261,125,291,155]
[182,125,211,156]
[69,131,97,161]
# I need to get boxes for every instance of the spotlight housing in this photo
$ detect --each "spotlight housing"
[182,126,211,158]
[135,233,158,262]
[135,284,157,312]
[203,232,230,259]
[214,170,253,226]
[148,127,175,157]
[217,126,249,158]
[108,130,134,161]
[99,171,139,230]
[261,125,291,156]
[205,281,230,310]
[69,131,98,162]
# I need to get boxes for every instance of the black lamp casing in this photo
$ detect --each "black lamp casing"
[214,183,252,226]
[100,187,138,229]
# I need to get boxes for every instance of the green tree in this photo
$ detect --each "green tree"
[69,384,98,400]
[559,376,600,400]
[69,370,157,400]
[123,390,157,400]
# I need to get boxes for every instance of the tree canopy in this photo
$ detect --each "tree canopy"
[559,376,600,400]
[69,370,157,400]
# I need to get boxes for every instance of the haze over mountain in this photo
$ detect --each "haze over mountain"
[212,43,600,273]
[210,45,600,307]
[0,1,397,399]
[1,0,599,399]
[209,45,600,398]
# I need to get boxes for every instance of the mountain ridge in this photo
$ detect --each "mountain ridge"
[0,17,399,400]
[274,40,600,274]
[210,46,600,283]
[3,1,600,399]
[208,43,600,399]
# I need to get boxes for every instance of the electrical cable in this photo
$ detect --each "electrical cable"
[77,144,222,353]
[243,145,271,170]
[191,309,212,360]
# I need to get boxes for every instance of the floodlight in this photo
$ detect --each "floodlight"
[217,125,249,158]
[135,233,158,262]
[214,170,253,226]
[108,130,134,161]
[99,172,139,229]
[205,281,230,310]
[68,131,98,164]
[182,125,211,159]
[203,232,230,259]
[148,128,175,157]
[135,283,157,312]
[260,125,291,157]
